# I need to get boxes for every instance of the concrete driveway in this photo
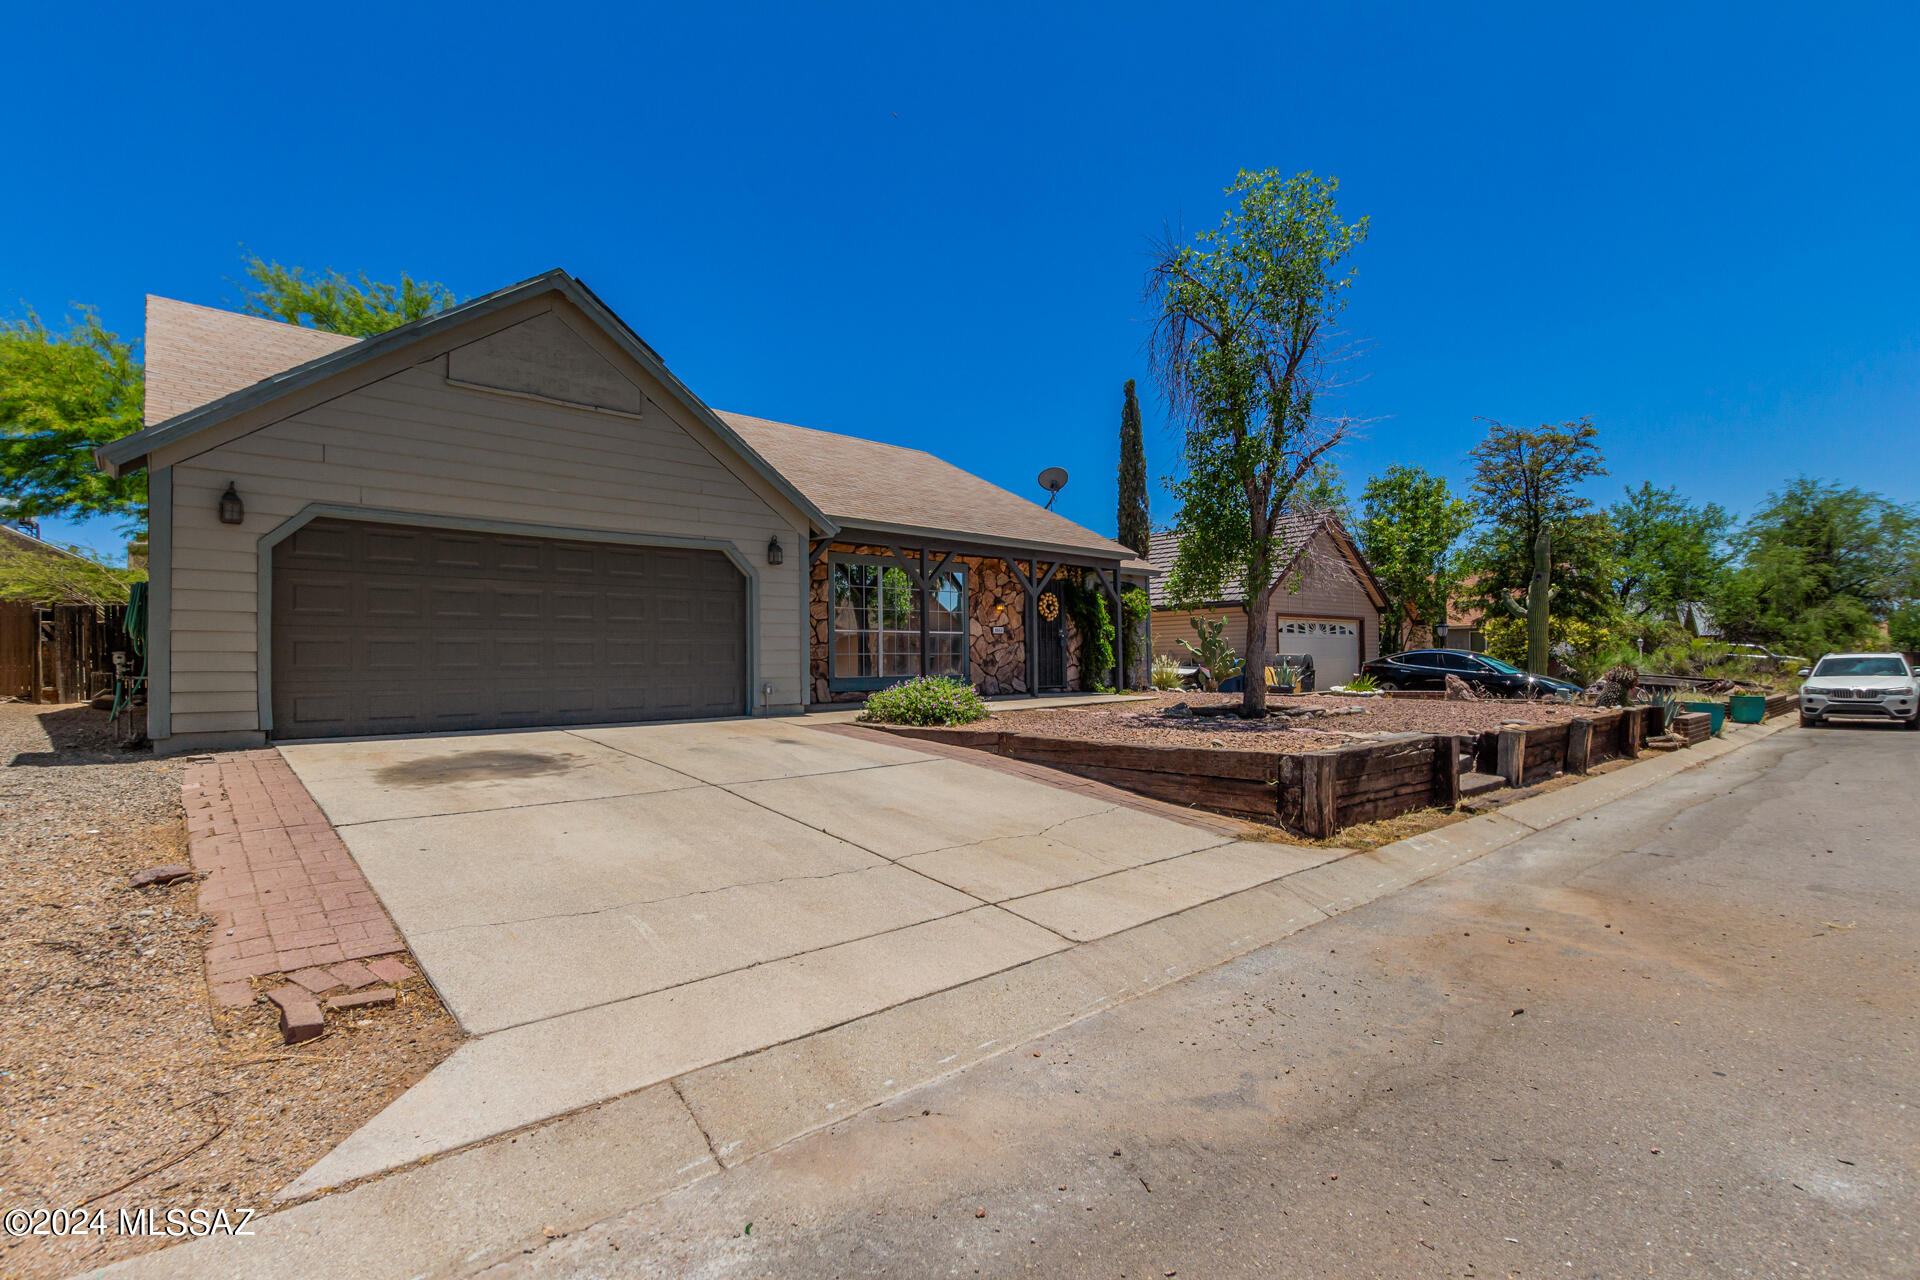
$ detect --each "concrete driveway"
[274,716,1331,1195]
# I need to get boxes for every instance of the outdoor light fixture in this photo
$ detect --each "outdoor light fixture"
[1434,622,1450,645]
[218,482,244,525]
[766,535,783,565]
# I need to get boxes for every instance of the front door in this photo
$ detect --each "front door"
[1035,589,1067,691]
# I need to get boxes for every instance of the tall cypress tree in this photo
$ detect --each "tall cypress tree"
[1116,378,1150,556]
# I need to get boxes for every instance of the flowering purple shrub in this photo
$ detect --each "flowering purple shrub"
[857,676,990,726]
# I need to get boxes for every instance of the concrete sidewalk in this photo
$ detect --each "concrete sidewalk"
[92,716,1791,1280]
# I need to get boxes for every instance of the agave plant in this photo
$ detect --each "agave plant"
[1641,687,1680,733]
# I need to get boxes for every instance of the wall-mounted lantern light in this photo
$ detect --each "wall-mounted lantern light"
[766,535,783,565]
[218,482,245,525]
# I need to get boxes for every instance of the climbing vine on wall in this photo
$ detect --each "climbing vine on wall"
[1062,571,1117,691]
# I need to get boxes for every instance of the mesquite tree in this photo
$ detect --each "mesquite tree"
[1146,169,1368,715]
[1467,417,1608,674]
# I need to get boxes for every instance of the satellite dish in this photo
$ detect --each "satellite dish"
[1037,466,1069,509]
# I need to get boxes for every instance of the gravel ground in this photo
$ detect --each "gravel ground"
[0,702,462,1280]
[988,690,1592,749]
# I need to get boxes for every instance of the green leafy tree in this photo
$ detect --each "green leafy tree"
[1465,417,1612,672]
[1116,379,1150,557]
[1356,465,1476,651]
[1714,478,1918,655]
[0,310,146,523]
[239,255,458,337]
[1889,604,1920,654]
[1146,169,1369,715]
[1297,458,1352,526]
[1608,482,1731,618]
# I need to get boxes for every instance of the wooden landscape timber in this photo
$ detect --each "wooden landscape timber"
[877,697,1781,839]
[879,725,1280,819]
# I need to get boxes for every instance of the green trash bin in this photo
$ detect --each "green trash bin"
[1682,700,1726,736]
[1728,693,1766,724]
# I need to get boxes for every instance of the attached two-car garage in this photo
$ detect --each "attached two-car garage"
[270,518,747,740]
[1273,616,1362,688]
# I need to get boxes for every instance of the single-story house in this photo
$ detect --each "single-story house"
[94,270,1151,753]
[1406,590,1487,654]
[1147,513,1388,688]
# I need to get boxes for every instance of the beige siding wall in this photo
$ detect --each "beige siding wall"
[1152,605,1249,663]
[1150,531,1382,667]
[162,325,808,740]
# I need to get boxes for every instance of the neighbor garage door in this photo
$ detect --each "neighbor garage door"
[1273,616,1362,688]
[270,518,746,739]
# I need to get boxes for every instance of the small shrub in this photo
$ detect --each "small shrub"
[1150,654,1184,690]
[857,676,989,726]
[1340,672,1380,693]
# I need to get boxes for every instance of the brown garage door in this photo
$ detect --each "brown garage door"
[270,518,746,739]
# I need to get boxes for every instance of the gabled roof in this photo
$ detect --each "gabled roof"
[1147,512,1386,609]
[96,270,834,535]
[720,413,1136,562]
[98,271,1143,564]
[142,296,358,425]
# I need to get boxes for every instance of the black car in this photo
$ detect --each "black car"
[1359,649,1582,699]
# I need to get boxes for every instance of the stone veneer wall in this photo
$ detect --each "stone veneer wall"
[810,543,1071,704]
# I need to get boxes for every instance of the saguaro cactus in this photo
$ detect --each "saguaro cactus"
[1503,525,1556,675]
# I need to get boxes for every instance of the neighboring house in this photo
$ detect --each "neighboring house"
[1411,594,1488,654]
[1147,514,1387,688]
[93,270,1150,753]
[1675,600,1720,638]
[0,524,128,702]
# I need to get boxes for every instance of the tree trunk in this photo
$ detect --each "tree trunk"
[1242,587,1272,716]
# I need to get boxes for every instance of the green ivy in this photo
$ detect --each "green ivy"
[1063,572,1117,691]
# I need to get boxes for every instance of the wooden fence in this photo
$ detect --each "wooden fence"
[0,603,129,703]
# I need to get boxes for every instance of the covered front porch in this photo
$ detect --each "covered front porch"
[806,529,1146,706]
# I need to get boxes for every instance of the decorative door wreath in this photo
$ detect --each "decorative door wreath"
[1037,591,1060,621]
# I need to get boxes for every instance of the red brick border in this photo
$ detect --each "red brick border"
[183,750,404,995]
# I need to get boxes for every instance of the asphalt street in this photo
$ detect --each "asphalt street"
[486,723,1917,1280]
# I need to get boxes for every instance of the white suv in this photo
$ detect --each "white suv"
[1799,653,1920,729]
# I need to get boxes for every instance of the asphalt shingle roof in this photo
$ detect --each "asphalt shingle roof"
[142,296,359,426]
[1145,512,1327,607]
[129,294,1137,562]
[719,413,1135,559]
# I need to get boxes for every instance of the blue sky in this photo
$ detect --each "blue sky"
[8,2,1917,563]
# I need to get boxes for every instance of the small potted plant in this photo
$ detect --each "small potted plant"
[1273,660,1298,695]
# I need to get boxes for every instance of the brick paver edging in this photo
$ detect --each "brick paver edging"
[183,749,404,1006]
